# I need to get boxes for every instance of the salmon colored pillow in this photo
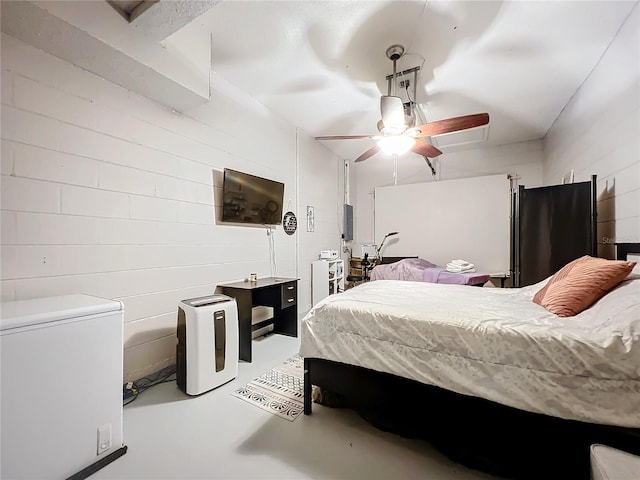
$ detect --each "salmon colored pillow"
[532,256,588,305]
[534,256,636,317]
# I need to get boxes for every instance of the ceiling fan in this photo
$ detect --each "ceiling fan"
[315,44,490,164]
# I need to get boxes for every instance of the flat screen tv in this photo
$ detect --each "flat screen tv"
[221,168,284,225]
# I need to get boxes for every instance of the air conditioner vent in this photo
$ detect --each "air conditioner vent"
[431,125,489,148]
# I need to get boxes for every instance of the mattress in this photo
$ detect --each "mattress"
[300,276,640,427]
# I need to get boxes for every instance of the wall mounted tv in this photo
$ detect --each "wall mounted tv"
[221,168,285,225]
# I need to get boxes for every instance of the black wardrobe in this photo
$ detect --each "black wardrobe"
[510,175,597,287]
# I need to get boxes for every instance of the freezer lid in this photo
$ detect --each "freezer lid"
[1,294,123,331]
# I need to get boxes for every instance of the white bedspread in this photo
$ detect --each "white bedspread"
[300,276,640,427]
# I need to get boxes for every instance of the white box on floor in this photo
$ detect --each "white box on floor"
[590,444,640,480]
[1,294,126,479]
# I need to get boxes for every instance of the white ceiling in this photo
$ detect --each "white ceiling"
[4,1,634,163]
[165,0,637,161]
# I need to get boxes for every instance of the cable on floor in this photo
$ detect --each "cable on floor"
[123,364,176,406]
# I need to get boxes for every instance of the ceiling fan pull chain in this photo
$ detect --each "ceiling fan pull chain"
[412,68,418,115]
[393,154,398,185]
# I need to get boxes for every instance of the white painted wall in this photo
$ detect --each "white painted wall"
[0,34,342,381]
[352,139,543,247]
[296,133,343,309]
[543,4,640,259]
[375,174,511,273]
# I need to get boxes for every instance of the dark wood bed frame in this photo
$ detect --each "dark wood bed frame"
[303,244,640,479]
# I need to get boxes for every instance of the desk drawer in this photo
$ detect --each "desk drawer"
[281,281,297,308]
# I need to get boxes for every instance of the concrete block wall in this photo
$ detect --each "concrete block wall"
[543,5,640,258]
[0,34,342,380]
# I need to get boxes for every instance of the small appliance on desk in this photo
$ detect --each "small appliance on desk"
[176,294,238,396]
[320,249,339,260]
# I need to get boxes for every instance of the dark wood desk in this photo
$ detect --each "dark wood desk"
[220,277,298,362]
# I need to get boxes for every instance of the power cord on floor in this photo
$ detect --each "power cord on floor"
[123,364,177,406]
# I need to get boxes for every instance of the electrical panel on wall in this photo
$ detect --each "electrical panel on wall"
[343,204,353,241]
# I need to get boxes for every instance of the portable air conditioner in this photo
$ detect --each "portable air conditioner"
[176,294,238,396]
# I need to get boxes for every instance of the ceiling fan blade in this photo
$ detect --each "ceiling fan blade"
[411,141,443,158]
[414,113,490,138]
[380,95,405,129]
[355,145,381,163]
[315,134,377,140]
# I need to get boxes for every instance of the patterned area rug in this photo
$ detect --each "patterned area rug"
[231,355,304,421]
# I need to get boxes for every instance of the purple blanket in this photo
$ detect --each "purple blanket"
[369,258,437,282]
[370,258,489,286]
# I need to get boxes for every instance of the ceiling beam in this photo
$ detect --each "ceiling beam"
[1,1,210,112]
[129,1,158,22]
[129,1,220,42]
[106,1,158,22]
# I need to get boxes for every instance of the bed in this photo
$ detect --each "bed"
[370,257,490,286]
[300,246,640,479]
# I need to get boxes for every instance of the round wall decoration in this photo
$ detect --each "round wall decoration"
[282,211,297,235]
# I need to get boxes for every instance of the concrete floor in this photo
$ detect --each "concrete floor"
[94,334,498,480]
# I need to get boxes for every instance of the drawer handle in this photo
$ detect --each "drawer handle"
[287,298,294,303]
[287,286,294,290]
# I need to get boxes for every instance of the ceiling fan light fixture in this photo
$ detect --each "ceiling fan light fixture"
[377,136,415,155]
[382,125,406,136]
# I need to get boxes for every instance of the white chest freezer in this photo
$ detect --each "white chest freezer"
[1,294,127,479]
